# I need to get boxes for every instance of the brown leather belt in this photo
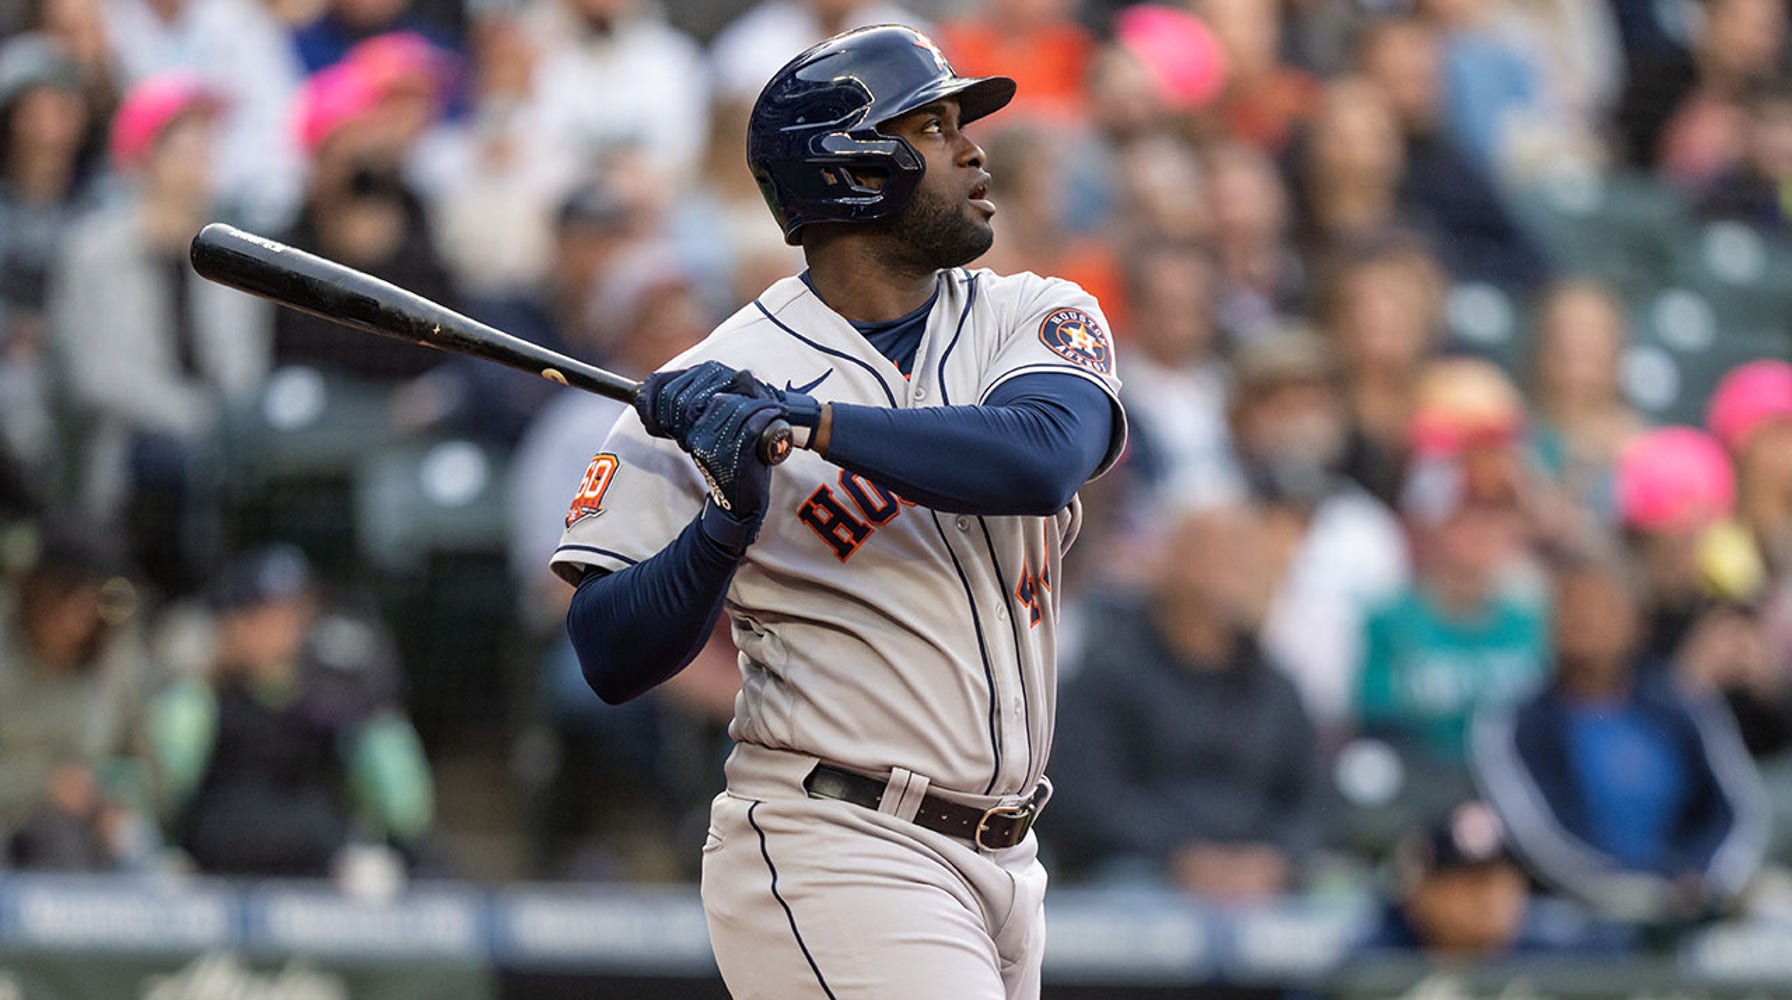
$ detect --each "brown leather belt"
[803,763,1044,850]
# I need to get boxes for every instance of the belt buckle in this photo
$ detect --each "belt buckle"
[974,800,1036,851]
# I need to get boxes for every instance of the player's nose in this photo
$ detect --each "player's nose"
[956,131,985,169]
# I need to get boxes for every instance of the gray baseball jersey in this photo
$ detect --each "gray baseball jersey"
[550,266,1124,798]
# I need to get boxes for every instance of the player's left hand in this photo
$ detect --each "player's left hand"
[685,389,783,519]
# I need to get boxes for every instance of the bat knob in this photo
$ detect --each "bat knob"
[758,419,794,466]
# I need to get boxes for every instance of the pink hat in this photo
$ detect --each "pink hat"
[1113,5,1228,111]
[1707,359,1792,452]
[294,62,383,153]
[109,70,222,171]
[345,31,454,103]
[1616,426,1735,532]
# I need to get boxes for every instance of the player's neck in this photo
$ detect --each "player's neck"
[802,241,940,324]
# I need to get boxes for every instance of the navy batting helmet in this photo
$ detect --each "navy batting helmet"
[747,25,1016,245]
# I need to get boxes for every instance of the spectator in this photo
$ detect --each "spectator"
[1050,505,1322,899]
[1472,551,1768,922]
[1527,279,1642,529]
[411,181,646,448]
[1286,77,1415,262]
[1113,240,1230,510]
[1320,238,1445,505]
[48,72,270,591]
[1357,443,1547,773]
[1418,0,1552,176]
[1711,361,1792,571]
[935,0,1093,126]
[1617,0,1785,185]
[417,17,579,299]
[1353,15,1546,287]
[1700,81,1792,235]
[102,0,305,228]
[1357,801,1531,956]
[0,36,97,517]
[1462,0,1622,177]
[1224,326,1408,735]
[519,0,708,180]
[0,524,151,870]
[1202,140,1304,339]
[1195,0,1319,155]
[708,0,925,107]
[274,60,456,382]
[1353,800,1633,958]
[1707,360,1792,729]
[148,546,435,878]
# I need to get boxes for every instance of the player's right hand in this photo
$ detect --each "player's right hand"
[685,388,781,521]
[636,361,756,442]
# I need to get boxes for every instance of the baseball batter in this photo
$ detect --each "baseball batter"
[552,26,1125,999]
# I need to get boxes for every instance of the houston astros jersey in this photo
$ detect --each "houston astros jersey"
[550,267,1125,798]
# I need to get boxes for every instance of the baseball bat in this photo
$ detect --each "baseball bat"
[188,223,794,465]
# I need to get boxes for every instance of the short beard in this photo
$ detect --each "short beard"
[870,182,993,274]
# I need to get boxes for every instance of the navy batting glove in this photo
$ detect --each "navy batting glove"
[636,361,740,441]
[733,373,823,449]
[685,390,782,523]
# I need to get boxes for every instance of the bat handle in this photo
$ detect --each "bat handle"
[758,418,794,466]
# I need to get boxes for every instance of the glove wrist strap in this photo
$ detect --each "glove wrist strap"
[781,393,824,449]
[699,498,762,555]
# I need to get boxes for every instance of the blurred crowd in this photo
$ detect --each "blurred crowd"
[0,0,1790,966]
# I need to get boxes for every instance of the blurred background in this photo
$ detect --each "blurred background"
[1,0,1791,996]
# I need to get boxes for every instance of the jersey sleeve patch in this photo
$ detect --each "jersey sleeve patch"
[1037,308,1113,375]
[565,452,620,529]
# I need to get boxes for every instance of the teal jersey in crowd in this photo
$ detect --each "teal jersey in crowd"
[1356,586,1550,762]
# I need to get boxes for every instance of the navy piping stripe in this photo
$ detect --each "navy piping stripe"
[975,518,1033,784]
[747,801,839,1000]
[935,269,979,405]
[552,544,639,566]
[928,511,1004,794]
[754,299,899,407]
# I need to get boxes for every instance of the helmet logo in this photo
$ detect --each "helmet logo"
[912,35,952,75]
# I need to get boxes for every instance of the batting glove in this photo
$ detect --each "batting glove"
[685,390,782,525]
[636,361,743,442]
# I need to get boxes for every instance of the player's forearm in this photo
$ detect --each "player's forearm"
[566,507,748,704]
[819,374,1114,516]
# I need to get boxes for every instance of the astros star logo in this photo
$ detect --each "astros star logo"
[1037,308,1112,374]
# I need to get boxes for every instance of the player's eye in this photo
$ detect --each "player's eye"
[922,118,943,134]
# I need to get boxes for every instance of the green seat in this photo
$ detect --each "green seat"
[354,438,510,575]
[1507,171,1690,296]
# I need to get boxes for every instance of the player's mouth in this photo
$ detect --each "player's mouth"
[968,177,995,217]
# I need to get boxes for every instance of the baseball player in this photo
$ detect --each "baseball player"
[552,25,1125,999]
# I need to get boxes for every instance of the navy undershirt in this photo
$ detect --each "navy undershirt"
[799,271,933,376]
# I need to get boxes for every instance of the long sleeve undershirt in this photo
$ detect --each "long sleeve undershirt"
[567,371,1116,704]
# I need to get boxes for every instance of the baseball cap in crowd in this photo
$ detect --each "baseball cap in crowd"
[294,62,384,153]
[208,545,313,612]
[1229,324,1333,394]
[344,32,453,102]
[1408,357,1525,457]
[1400,801,1512,877]
[556,181,633,232]
[1113,5,1229,111]
[1615,426,1735,533]
[1707,359,1792,452]
[109,70,224,171]
[0,34,82,111]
